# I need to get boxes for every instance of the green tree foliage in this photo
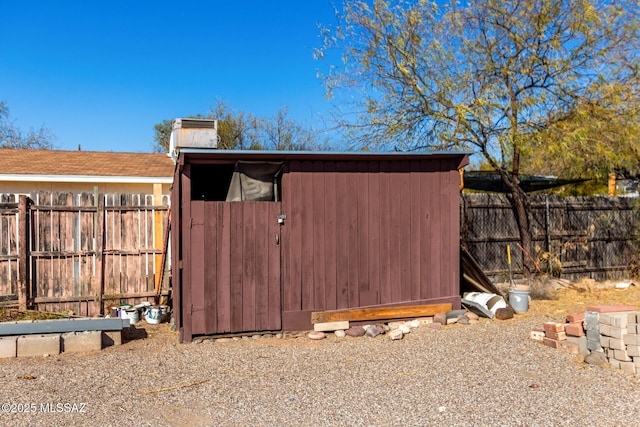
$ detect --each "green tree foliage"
[0,101,54,149]
[317,0,639,272]
[153,100,325,153]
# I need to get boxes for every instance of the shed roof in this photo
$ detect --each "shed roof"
[179,149,470,167]
[0,148,175,183]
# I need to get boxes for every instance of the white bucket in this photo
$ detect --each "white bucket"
[509,288,531,313]
[122,308,139,324]
[145,306,163,324]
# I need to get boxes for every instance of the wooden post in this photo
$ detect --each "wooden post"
[153,183,163,292]
[608,173,616,197]
[18,195,29,310]
[95,190,106,315]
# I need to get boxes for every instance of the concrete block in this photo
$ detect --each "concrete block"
[611,314,628,329]
[629,312,640,323]
[634,357,640,368]
[620,361,636,374]
[609,338,626,350]
[585,311,600,331]
[609,358,621,369]
[599,324,611,336]
[560,341,580,354]
[628,324,639,334]
[314,321,349,332]
[567,336,589,355]
[530,329,545,341]
[586,329,601,341]
[62,331,102,353]
[587,339,603,352]
[599,313,613,326]
[102,330,122,347]
[17,334,61,357]
[627,345,640,357]
[614,349,632,362]
[608,326,628,339]
[0,336,17,358]
[623,334,640,346]
[600,335,610,348]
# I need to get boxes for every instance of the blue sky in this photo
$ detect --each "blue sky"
[0,1,340,153]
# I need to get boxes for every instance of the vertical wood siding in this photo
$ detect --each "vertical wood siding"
[187,201,282,336]
[281,159,462,326]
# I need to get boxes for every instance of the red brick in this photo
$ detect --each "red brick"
[543,337,561,349]
[585,305,636,313]
[546,331,567,340]
[565,322,585,337]
[566,311,585,323]
[544,322,565,333]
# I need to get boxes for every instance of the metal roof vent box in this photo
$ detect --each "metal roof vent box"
[170,118,219,150]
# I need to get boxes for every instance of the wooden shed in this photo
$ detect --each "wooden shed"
[171,150,469,342]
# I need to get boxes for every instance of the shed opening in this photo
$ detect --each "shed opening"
[190,161,284,202]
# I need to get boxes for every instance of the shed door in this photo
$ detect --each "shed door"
[190,201,282,335]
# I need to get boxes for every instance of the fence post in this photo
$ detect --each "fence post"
[18,195,29,310]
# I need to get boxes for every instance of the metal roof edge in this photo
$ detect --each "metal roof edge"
[177,149,472,158]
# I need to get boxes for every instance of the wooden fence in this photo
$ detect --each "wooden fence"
[0,191,170,316]
[461,194,640,281]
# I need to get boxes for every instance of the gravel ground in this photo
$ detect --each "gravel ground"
[0,302,639,426]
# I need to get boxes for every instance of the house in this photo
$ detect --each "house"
[172,149,469,342]
[0,148,174,195]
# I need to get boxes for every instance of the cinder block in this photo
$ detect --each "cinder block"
[599,314,613,326]
[314,321,349,332]
[609,337,626,350]
[634,357,640,368]
[560,341,580,354]
[587,339,603,351]
[530,329,545,341]
[628,324,639,334]
[62,331,102,353]
[600,335,610,348]
[565,322,585,337]
[599,324,612,336]
[101,330,122,347]
[627,345,640,357]
[17,334,61,357]
[623,334,640,346]
[629,312,640,323]
[609,358,621,369]
[620,361,636,374]
[0,336,17,358]
[586,329,601,341]
[585,311,600,331]
[614,349,632,361]
[611,314,629,329]
[608,326,628,339]
[567,336,589,355]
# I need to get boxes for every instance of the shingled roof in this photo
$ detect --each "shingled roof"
[0,148,175,179]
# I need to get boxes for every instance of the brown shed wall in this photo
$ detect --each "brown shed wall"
[280,159,463,330]
[173,151,468,342]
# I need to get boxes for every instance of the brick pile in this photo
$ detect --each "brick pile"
[531,304,640,375]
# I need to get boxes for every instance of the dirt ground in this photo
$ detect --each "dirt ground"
[1,277,639,348]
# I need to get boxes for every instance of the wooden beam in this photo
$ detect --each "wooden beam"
[311,303,452,324]
[18,195,29,310]
[153,183,164,298]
